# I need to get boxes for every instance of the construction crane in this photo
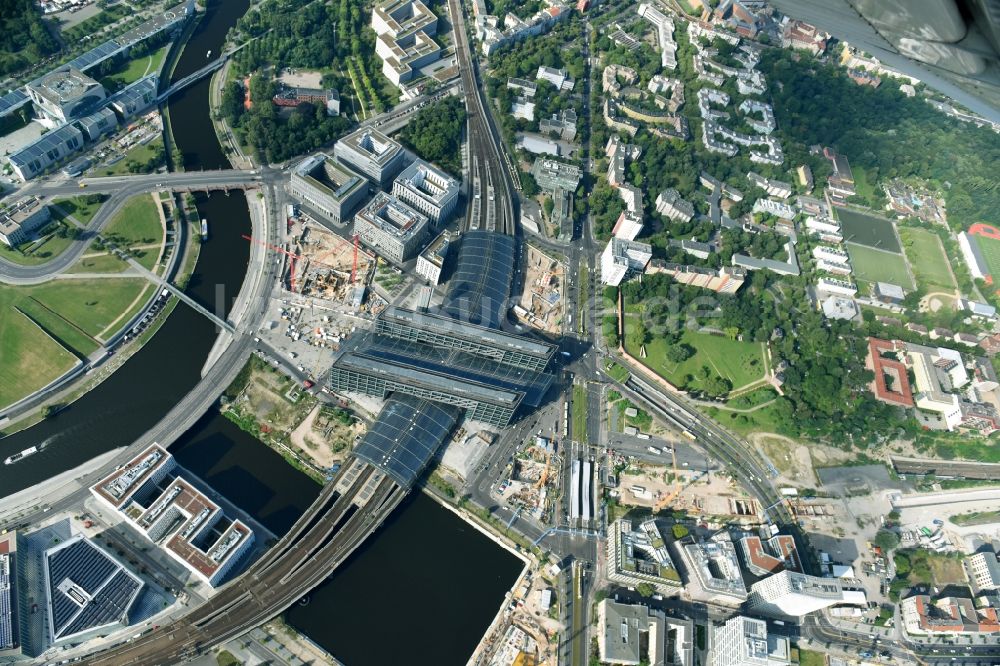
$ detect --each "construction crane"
[535,452,552,490]
[310,232,362,284]
[242,234,303,291]
[653,443,683,513]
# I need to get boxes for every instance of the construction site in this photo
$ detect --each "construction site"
[252,210,378,309]
[513,244,566,334]
[498,436,559,523]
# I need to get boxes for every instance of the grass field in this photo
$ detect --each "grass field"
[846,242,913,288]
[625,324,766,390]
[101,45,169,89]
[67,253,130,274]
[899,227,955,291]
[52,195,107,227]
[972,233,1000,283]
[838,208,901,252]
[572,384,588,443]
[0,222,76,266]
[104,195,164,271]
[0,309,77,409]
[852,165,877,202]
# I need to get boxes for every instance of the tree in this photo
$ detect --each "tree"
[665,343,694,363]
[873,529,900,552]
[671,523,689,539]
[520,172,540,197]
[626,322,648,351]
[542,195,555,218]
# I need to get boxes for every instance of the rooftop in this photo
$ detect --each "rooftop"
[294,154,367,201]
[356,192,429,239]
[395,158,459,204]
[27,67,102,105]
[339,127,403,165]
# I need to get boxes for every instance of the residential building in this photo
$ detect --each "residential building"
[646,262,746,294]
[740,534,800,577]
[747,570,867,617]
[709,616,790,666]
[747,172,792,199]
[606,135,641,187]
[804,216,843,243]
[506,78,537,97]
[967,552,1000,593]
[822,294,858,320]
[511,96,535,120]
[8,123,85,181]
[601,238,652,286]
[607,519,682,593]
[638,4,678,70]
[816,277,857,297]
[752,198,795,220]
[392,158,459,225]
[812,245,850,266]
[902,595,1000,635]
[539,108,578,141]
[738,100,776,135]
[415,230,452,285]
[26,67,105,123]
[960,300,997,319]
[536,65,574,91]
[866,338,915,408]
[675,239,713,260]
[289,154,368,224]
[334,127,406,187]
[796,164,814,191]
[781,19,828,55]
[372,0,441,87]
[353,192,430,264]
[0,197,51,248]
[732,244,800,276]
[905,343,968,430]
[476,1,571,56]
[655,189,695,223]
[90,445,255,587]
[598,599,692,666]
[42,537,143,645]
[824,148,856,201]
[680,535,748,604]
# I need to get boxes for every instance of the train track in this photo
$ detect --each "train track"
[448,0,516,236]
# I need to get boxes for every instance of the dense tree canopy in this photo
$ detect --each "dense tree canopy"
[0,0,58,77]
[399,96,466,176]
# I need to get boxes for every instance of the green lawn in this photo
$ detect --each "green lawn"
[899,227,955,291]
[797,649,826,666]
[67,253,130,274]
[0,222,76,266]
[973,233,1000,284]
[625,325,766,391]
[702,401,785,436]
[846,242,913,288]
[52,195,108,227]
[852,165,877,201]
[0,309,77,409]
[103,194,164,271]
[102,45,169,89]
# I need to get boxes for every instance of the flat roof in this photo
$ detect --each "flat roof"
[380,305,556,358]
[395,158,459,204]
[27,67,101,106]
[356,192,428,239]
[294,154,366,201]
[338,127,403,165]
[353,395,460,488]
[91,444,172,509]
[0,196,46,235]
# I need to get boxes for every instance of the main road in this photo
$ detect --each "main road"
[0,169,270,284]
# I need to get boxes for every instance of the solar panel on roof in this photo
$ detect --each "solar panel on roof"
[0,89,29,117]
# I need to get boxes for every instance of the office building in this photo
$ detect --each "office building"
[42,536,143,644]
[531,158,581,192]
[747,570,867,617]
[655,189,694,223]
[76,107,118,143]
[740,534,800,577]
[902,595,1000,635]
[0,197,51,248]
[26,67,105,123]
[290,154,368,224]
[601,238,652,286]
[0,532,23,661]
[597,599,692,665]
[607,519,682,593]
[375,305,556,372]
[372,0,441,86]
[90,445,255,587]
[106,75,158,120]
[709,616,790,666]
[967,552,1000,593]
[536,65,574,91]
[273,86,340,115]
[334,127,406,187]
[416,230,452,285]
[8,124,85,182]
[681,536,748,604]
[392,159,459,225]
[353,192,430,264]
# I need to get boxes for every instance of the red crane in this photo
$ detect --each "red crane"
[242,234,303,291]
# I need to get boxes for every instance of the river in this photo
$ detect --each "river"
[2,2,521,662]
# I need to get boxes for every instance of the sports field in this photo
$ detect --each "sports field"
[846,242,913,288]
[973,233,1000,283]
[837,208,901,252]
[899,227,955,291]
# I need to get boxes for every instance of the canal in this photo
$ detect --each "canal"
[2,1,522,662]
